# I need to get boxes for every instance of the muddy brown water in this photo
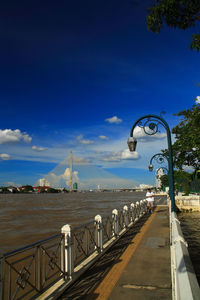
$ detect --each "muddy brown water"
[178,211,200,285]
[0,191,148,254]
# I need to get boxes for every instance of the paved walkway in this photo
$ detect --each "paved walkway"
[90,206,171,299]
[59,205,171,300]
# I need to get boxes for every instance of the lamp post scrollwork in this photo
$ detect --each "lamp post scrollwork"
[156,167,168,174]
[127,114,175,212]
[148,153,168,172]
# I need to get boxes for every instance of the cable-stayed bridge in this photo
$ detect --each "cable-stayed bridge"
[41,152,138,190]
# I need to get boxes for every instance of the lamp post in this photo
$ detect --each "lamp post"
[127,114,175,212]
[148,153,168,172]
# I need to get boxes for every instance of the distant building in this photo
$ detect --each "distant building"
[156,168,165,189]
[38,178,51,187]
[138,184,153,190]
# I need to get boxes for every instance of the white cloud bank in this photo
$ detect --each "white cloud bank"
[0,129,32,144]
[102,149,139,162]
[32,145,47,151]
[0,153,11,160]
[105,116,122,124]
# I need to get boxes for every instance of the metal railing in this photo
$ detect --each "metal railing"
[0,234,64,300]
[73,220,98,267]
[0,199,147,300]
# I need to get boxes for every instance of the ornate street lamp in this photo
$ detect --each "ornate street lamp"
[127,137,137,152]
[148,153,168,172]
[148,164,154,172]
[127,114,175,212]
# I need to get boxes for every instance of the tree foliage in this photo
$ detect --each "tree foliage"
[46,187,61,193]
[22,185,34,192]
[161,170,193,194]
[0,187,9,193]
[171,102,200,171]
[160,174,169,188]
[147,0,200,51]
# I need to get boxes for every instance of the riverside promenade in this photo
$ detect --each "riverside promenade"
[2,198,199,299]
[59,205,172,299]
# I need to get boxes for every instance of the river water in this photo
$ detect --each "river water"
[0,191,148,254]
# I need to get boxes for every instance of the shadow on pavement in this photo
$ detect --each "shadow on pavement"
[58,213,150,300]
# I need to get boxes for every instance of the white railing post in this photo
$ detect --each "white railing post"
[61,224,74,278]
[136,201,139,219]
[144,199,148,213]
[123,205,128,228]
[144,199,147,213]
[94,215,103,252]
[130,203,135,222]
[140,200,144,216]
[112,209,119,237]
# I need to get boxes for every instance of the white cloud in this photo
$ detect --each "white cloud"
[81,139,94,144]
[99,135,109,140]
[105,116,122,124]
[102,149,139,162]
[32,145,47,151]
[76,134,94,144]
[133,126,166,140]
[63,168,70,178]
[195,96,200,104]
[0,153,11,160]
[57,168,79,181]
[23,134,32,143]
[0,129,32,144]
[121,149,139,160]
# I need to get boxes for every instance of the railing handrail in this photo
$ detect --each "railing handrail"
[1,233,62,258]
[1,219,105,259]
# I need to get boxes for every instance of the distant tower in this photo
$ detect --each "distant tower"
[69,150,73,192]
[156,168,164,189]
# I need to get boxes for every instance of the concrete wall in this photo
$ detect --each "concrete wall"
[175,195,200,212]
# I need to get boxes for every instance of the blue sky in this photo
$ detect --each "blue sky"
[0,0,199,188]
